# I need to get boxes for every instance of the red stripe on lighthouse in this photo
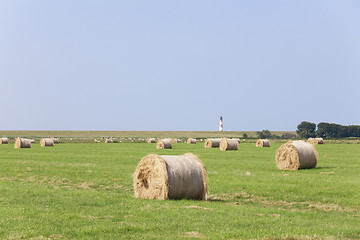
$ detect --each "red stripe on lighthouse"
[219,116,223,131]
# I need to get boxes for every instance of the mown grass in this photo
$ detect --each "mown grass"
[0,142,359,239]
[0,130,294,139]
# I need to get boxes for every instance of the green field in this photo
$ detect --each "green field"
[0,141,359,239]
[0,130,294,139]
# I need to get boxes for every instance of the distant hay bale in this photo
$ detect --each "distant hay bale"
[0,137,8,144]
[51,138,59,144]
[172,138,182,143]
[307,138,323,144]
[14,137,31,148]
[220,138,239,151]
[29,139,35,144]
[187,138,197,144]
[147,138,156,143]
[105,138,113,143]
[156,139,173,149]
[232,138,241,144]
[204,138,221,148]
[133,153,207,200]
[276,141,317,170]
[256,139,270,147]
[40,138,54,147]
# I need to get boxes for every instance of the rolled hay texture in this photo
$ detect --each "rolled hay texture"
[220,138,239,151]
[232,138,241,144]
[133,153,207,200]
[40,138,54,147]
[204,138,221,148]
[30,139,35,144]
[256,139,270,147]
[307,138,323,145]
[51,138,59,144]
[275,141,318,170]
[187,138,197,144]
[105,138,113,143]
[0,137,9,144]
[147,138,156,143]
[156,139,173,149]
[14,137,31,148]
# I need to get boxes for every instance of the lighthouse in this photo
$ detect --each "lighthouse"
[219,116,223,131]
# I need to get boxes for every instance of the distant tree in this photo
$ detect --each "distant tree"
[346,125,360,137]
[257,129,272,139]
[317,122,347,138]
[242,133,248,138]
[271,134,281,139]
[296,121,316,138]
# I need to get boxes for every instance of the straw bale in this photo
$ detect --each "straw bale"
[156,139,173,149]
[307,138,323,144]
[105,138,113,143]
[133,153,207,200]
[204,138,221,148]
[147,138,156,143]
[187,138,197,144]
[0,137,8,144]
[40,138,54,147]
[219,138,239,151]
[276,141,317,170]
[232,138,241,144]
[30,139,35,144]
[256,139,270,147]
[51,138,59,144]
[14,137,31,148]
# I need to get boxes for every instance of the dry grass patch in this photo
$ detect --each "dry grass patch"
[184,231,205,239]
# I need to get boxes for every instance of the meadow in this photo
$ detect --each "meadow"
[0,130,293,139]
[0,140,359,239]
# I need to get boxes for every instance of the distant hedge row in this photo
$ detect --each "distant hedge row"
[297,121,360,138]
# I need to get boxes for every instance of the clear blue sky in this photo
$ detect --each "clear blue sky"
[1,1,359,131]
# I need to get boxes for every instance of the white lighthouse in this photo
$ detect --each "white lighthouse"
[219,116,223,131]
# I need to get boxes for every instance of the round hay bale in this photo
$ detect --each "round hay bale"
[147,138,156,143]
[105,138,113,143]
[187,138,197,144]
[204,138,221,148]
[156,139,173,149]
[0,137,9,144]
[29,139,35,144]
[307,138,323,144]
[276,141,317,170]
[14,137,31,148]
[256,139,270,147]
[51,138,59,144]
[40,138,54,147]
[219,138,239,151]
[133,153,207,200]
[232,138,241,144]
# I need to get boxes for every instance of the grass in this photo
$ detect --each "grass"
[0,130,295,139]
[0,141,359,239]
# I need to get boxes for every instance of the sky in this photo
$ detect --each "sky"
[0,1,359,131]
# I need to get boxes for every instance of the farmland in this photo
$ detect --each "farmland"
[0,138,359,239]
[0,130,293,139]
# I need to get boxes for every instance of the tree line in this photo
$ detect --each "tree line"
[296,121,360,138]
